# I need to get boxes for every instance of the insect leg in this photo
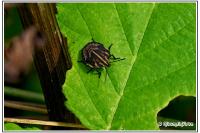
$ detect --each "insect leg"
[87,68,93,73]
[97,70,101,78]
[93,69,101,78]
[110,59,125,63]
[108,44,113,52]
[109,54,126,63]
[110,54,120,60]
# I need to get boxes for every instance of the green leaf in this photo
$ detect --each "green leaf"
[4,123,41,130]
[57,3,196,130]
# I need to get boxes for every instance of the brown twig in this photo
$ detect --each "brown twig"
[18,3,75,123]
[4,100,47,114]
[4,118,86,129]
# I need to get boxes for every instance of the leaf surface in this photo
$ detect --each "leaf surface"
[57,3,196,130]
[4,123,40,130]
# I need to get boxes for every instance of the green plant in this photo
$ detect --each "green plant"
[4,123,41,130]
[57,3,196,130]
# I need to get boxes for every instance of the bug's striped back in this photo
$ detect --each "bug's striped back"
[82,42,110,68]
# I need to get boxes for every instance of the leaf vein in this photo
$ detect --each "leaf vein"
[114,4,134,56]
[139,19,193,56]
[136,3,156,56]
[75,67,107,127]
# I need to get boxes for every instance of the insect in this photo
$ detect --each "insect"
[79,39,125,78]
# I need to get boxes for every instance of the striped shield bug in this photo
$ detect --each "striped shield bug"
[79,39,125,78]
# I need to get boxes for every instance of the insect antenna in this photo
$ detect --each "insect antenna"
[91,38,96,42]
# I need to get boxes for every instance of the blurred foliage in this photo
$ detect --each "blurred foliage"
[4,123,41,130]
[4,5,45,120]
[4,86,44,103]
[4,7,23,44]
[21,65,44,94]
[4,5,43,97]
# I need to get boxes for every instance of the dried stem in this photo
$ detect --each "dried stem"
[4,118,86,129]
[4,100,47,114]
[18,3,76,123]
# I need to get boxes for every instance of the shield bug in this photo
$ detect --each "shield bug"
[79,39,125,77]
